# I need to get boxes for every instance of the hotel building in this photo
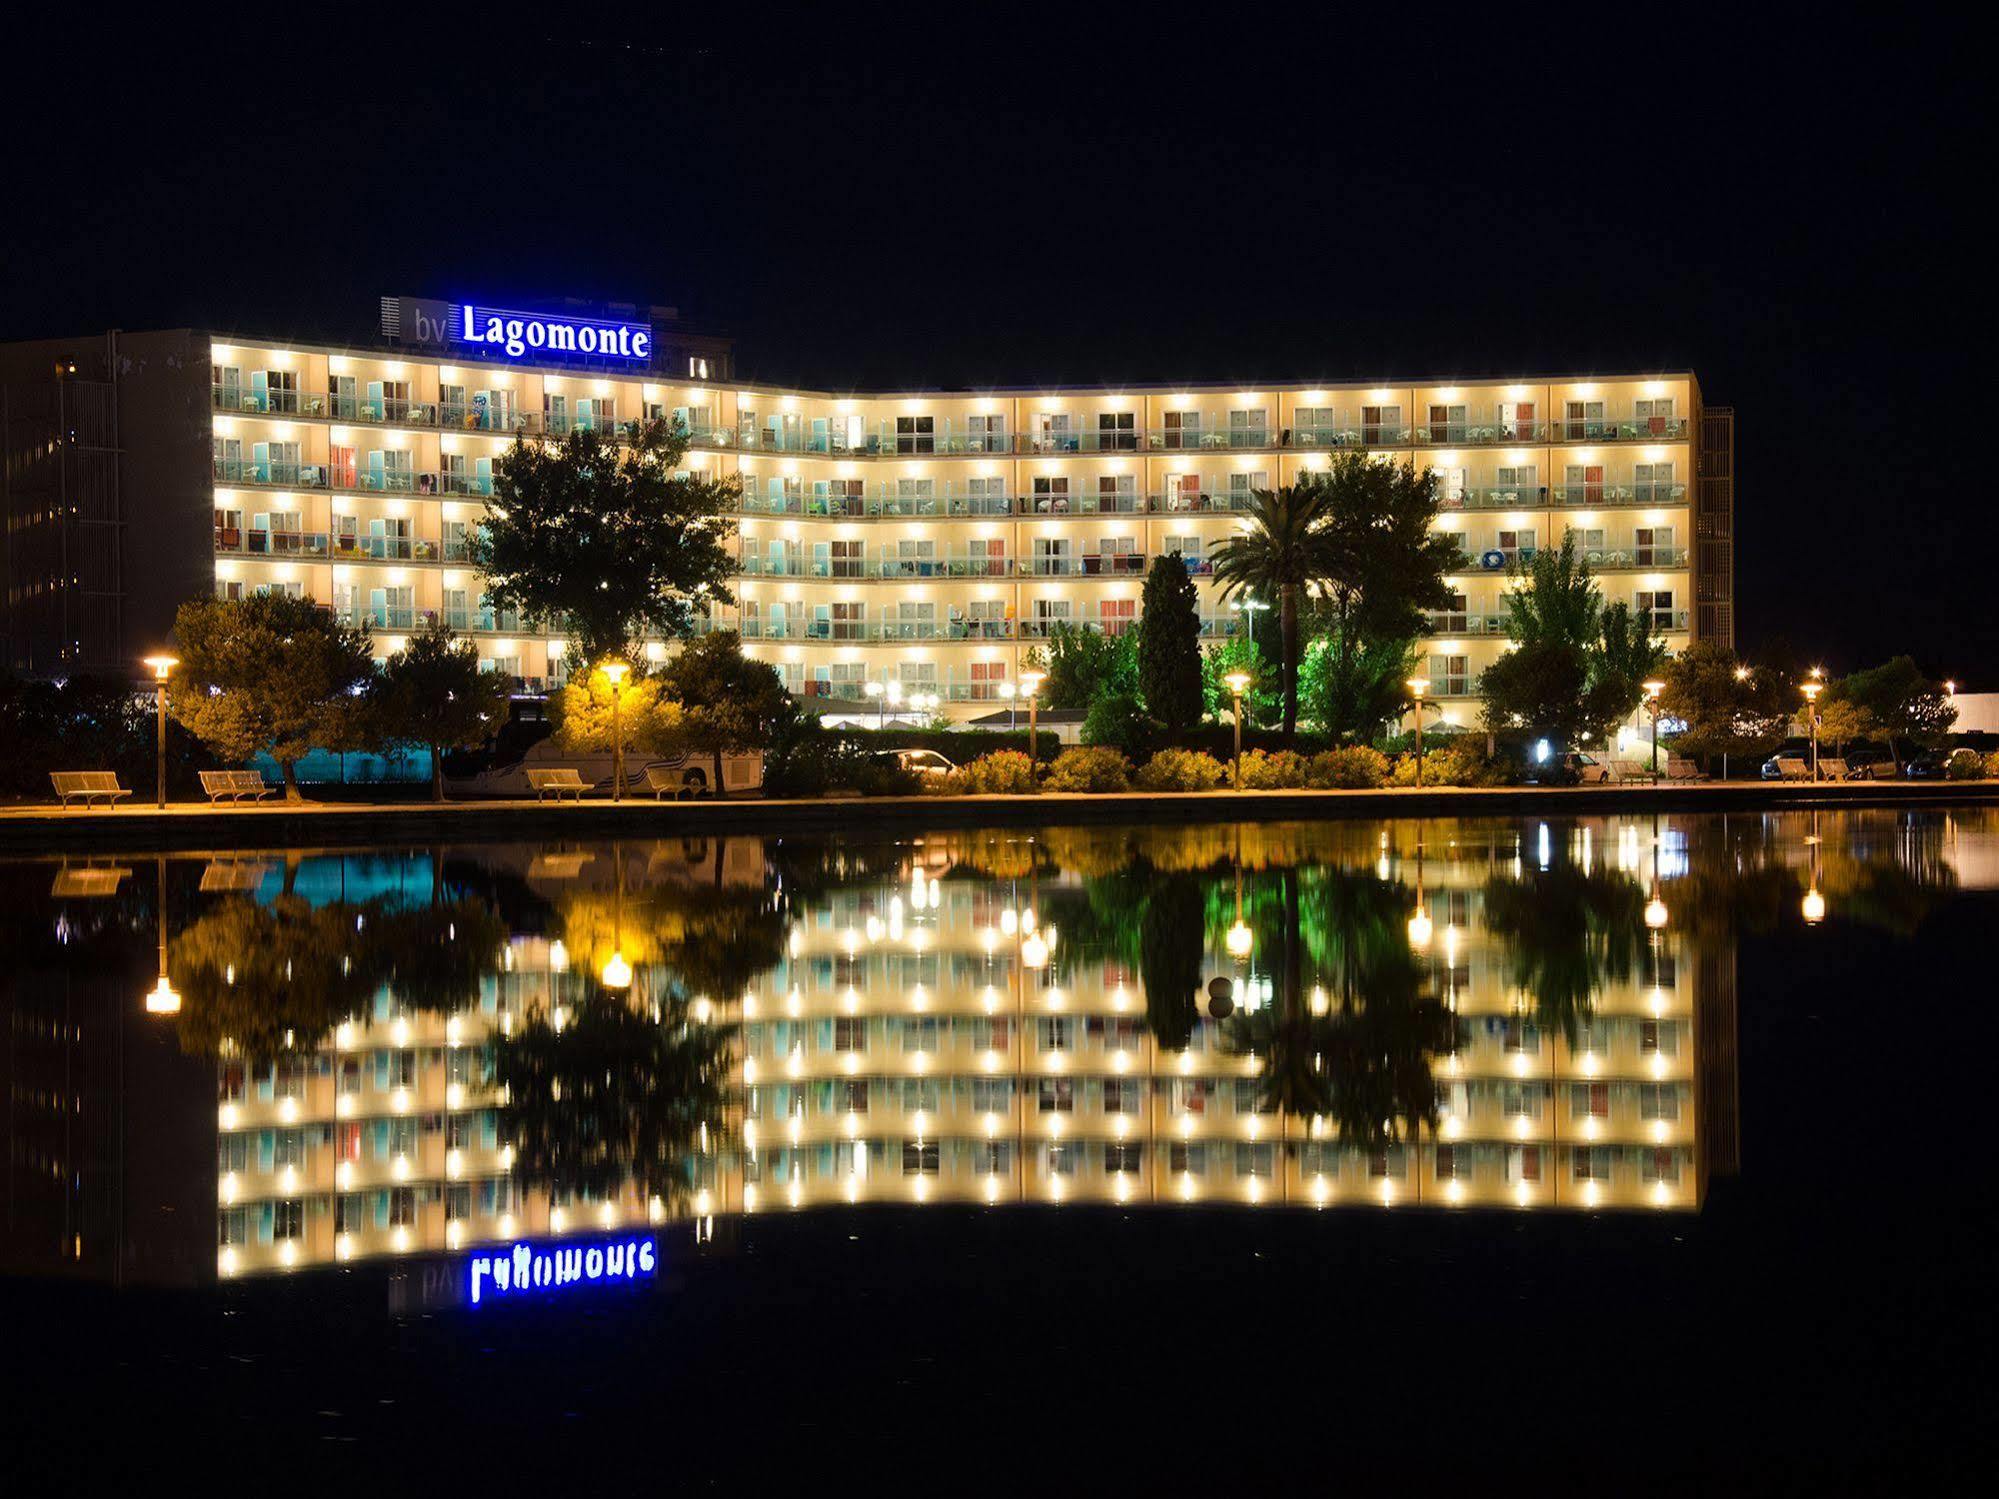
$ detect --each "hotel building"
[1,300,1733,724]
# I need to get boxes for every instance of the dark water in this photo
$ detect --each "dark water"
[2,811,1992,1489]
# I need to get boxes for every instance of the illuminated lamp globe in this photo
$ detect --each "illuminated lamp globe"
[1644,894,1669,930]
[1223,671,1253,697]
[145,975,181,1015]
[1020,932,1049,970]
[1226,919,1253,959]
[601,950,634,989]
[1801,887,1827,925]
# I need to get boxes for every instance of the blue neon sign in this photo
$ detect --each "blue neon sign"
[467,1234,658,1306]
[457,303,653,362]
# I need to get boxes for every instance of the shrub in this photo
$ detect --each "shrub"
[1390,749,1458,787]
[1044,746,1133,792]
[942,749,1040,795]
[1945,749,1985,781]
[1134,747,1226,792]
[1235,748,1310,789]
[1987,751,1999,779]
[1435,739,1517,787]
[1306,746,1390,789]
[1081,689,1164,761]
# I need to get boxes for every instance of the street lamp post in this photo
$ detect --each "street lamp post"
[1224,671,1253,789]
[1801,680,1823,782]
[998,680,1017,731]
[1643,678,1666,780]
[1406,677,1430,787]
[142,654,178,808]
[144,855,179,1014]
[1018,668,1046,763]
[599,660,629,802]
[886,679,904,725]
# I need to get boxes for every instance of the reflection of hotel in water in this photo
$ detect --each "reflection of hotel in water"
[200,820,1749,1280]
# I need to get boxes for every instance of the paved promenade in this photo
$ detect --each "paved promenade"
[3,778,1994,852]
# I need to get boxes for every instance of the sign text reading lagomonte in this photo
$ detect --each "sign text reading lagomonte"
[457,303,652,362]
[467,1235,658,1306]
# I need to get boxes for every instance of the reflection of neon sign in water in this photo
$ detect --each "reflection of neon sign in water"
[468,1236,657,1306]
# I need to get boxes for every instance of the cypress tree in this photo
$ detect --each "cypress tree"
[1137,554,1204,733]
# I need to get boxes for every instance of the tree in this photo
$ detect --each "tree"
[1307,453,1460,735]
[1208,483,1339,736]
[1832,657,1955,768]
[479,418,739,663]
[1813,695,1875,757]
[1200,636,1280,726]
[1136,556,1204,732]
[1480,535,1659,748]
[1657,640,1788,770]
[167,593,374,799]
[1300,625,1417,744]
[552,668,682,759]
[1593,601,1671,742]
[369,621,512,801]
[0,671,212,798]
[1039,622,1137,710]
[657,631,794,790]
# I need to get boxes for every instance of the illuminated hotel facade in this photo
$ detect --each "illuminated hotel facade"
[1,301,1734,721]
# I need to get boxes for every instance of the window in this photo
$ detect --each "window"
[833,1016,866,1052]
[1639,1084,1680,1122]
[1361,404,1401,444]
[841,1079,870,1114]
[1497,527,1537,558]
[1639,1019,1679,1056]
[1498,400,1537,440]
[1502,1083,1543,1120]
[1636,589,1677,631]
[902,1140,940,1175]
[1229,408,1267,447]
[1634,525,1675,567]
[1572,1147,1611,1183]
[1507,1145,1542,1184]
[1103,1142,1142,1174]
[1162,410,1202,450]
[1427,403,1466,443]
[896,415,935,454]
[1564,463,1605,504]
[1633,459,1676,504]
[1634,396,1677,435]
[1434,1144,1461,1180]
[1102,1077,1143,1115]
[1037,1078,1075,1113]
[1429,652,1469,697]
[1168,1141,1208,1175]
[1044,1142,1076,1176]
[272,1199,304,1241]
[1096,412,1137,451]
[1094,474,1136,512]
[1571,1082,1610,1119]
[1036,412,1074,452]
[1238,1142,1277,1178]
[964,413,1006,453]
[1642,1149,1682,1185]
[1294,406,1335,445]
[1430,465,1466,507]
[1494,463,1539,501]
[1564,398,1607,440]
[1036,1016,1073,1052]
[1031,476,1071,513]
[1431,590,1468,631]
[1098,598,1136,635]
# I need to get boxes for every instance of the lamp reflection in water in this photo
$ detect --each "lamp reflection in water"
[144,855,180,1014]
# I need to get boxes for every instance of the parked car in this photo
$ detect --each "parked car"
[1844,752,1897,781]
[876,748,957,778]
[1523,750,1611,786]
[1901,748,1981,780]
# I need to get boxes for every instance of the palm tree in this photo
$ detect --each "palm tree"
[1208,484,1337,736]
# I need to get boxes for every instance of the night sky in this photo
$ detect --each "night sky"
[4,16,1984,678]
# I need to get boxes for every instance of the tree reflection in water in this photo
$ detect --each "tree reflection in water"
[1480,863,1648,1047]
[493,986,733,1211]
[1229,863,1458,1147]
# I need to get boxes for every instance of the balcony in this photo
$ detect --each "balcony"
[215,527,331,559]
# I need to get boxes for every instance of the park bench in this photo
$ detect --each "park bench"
[527,767,589,801]
[1774,756,1810,781]
[49,771,133,808]
[1610,759,1656,784]
[199,770,277,803]
[645,763,705,800]
[1817,757,1852,781]
[1663,755,1707,782]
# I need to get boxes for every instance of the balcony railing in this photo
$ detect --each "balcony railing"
[211,385,1691,452]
